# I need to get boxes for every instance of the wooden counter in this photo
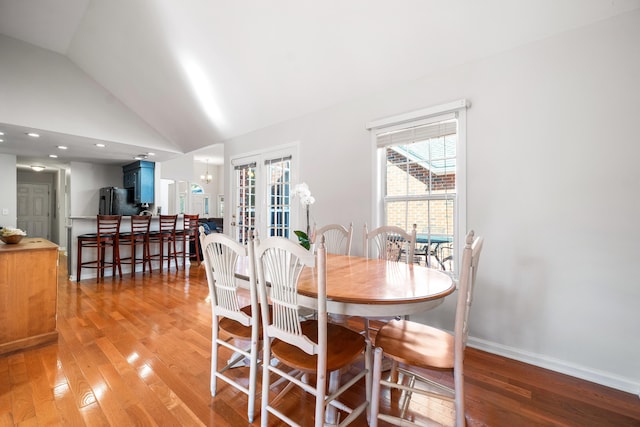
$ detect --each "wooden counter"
[0,238,58,355]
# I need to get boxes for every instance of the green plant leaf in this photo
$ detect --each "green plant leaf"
[294,230,311,250]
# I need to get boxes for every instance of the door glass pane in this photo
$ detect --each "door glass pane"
[235,164,256,244]
[266,158,291,237]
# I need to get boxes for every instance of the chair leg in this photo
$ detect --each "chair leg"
[159,238,164,274]
[117,243,122,278]
[369,347,384,427]
[194,236,202,265]
[110,243,116,278]
[365,339,372,414]
[130,240,136,277]
[454,367,465,427]
[172,239,179,271]
[76,241,82,282]
[182,235,187,268]
[261,340,272,427]
[247,331,259,423]
[211,324,219,398]
[145,239,152,273]
[98,244,105,281]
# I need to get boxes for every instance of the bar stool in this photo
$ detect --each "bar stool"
[177,214,201,267]
[119,215,152,277]
[76,215,123,282]
[149,214,179,272]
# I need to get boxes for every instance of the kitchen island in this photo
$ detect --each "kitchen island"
[0,237,59,355]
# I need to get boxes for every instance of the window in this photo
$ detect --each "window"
[369,100,467,275]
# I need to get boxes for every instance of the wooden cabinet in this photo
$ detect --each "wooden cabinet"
[0,238,58,355]
[123,160,155,204]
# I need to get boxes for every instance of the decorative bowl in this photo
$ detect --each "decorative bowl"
[1,234,24,244]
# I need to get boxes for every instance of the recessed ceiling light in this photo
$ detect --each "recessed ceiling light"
[95,143,105,148]
[133,156,144,160]
[0,139,3,143]
[49,154,58,158]
[26,132,40,138]
[57,145,68,150]
[0,131,4,135]
[147,152,155,156]
[30,165,45,172]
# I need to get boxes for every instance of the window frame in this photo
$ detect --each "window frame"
[368,100,468,277]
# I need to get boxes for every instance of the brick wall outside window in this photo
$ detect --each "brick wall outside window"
[385,149,455,236]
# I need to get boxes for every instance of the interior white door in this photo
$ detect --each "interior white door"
[17,183,51,239]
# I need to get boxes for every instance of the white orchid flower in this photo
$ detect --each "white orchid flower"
[300,195,315,206]
[293,182,311,198]
[293,182,314,205]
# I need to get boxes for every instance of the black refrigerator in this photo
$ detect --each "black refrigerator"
[99,187,140,215]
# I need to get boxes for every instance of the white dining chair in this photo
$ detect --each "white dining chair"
[251,235,371,427]
[363,224,417,264]
[361,223,417,337]
[370,230,484,427]
[315,222,353,255]
[199,228,262,422]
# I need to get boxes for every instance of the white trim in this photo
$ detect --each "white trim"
[366,99,470,130]
[468,336,640,396]
[456,107,467,272]
[371,137,384,229]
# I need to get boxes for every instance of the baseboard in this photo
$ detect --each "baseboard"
[468,336,640,397]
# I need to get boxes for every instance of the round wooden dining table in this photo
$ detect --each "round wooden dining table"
[236,253,455,317]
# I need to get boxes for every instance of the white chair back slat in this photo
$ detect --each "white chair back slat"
[315,222,353,255]
[363,224,417,264]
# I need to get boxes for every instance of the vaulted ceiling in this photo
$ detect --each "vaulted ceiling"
[1,0,638,167]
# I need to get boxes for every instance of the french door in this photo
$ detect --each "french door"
[230,146,297,244]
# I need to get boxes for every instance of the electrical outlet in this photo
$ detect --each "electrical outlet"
[1,208,8,215]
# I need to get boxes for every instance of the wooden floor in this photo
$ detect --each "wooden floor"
[1,255,639,426]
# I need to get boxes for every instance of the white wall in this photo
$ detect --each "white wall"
[69,162,122,216]
[161,154,195,182]
[0,35,176,152]
[224,10,640,394]
[0,154,17,228]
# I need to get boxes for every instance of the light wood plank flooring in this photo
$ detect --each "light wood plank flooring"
[0,255,638,426]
